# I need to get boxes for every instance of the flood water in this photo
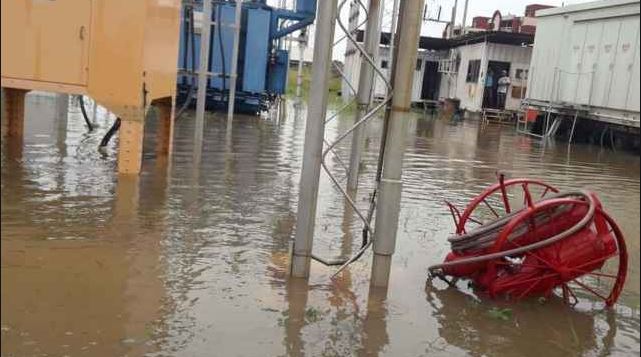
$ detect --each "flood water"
[1,93,639,356]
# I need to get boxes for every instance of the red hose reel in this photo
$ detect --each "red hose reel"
[429,176,628,307]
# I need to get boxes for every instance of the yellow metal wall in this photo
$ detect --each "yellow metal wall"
[1,0,181,119]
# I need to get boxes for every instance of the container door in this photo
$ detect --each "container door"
[1,0,91,86]
[626,32,640,112]
[592,18,621,108]
[577,21,604,106]
[559,23,587,103]
[608,17,639,110]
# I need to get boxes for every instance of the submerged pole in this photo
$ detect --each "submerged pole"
[290,0,339,278]
[371,0,424,288]
[296,29,308,99]
[227,0,243,129]
[195,0,213,149]
[347,0,383,191]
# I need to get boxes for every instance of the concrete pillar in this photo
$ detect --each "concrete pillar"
[371,0,424,288]
[347,0,383,192]
[1,88,29,139]
[290,0,339,279]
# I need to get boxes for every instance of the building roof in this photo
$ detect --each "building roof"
[536,0,638,17]
[355,30,534,51]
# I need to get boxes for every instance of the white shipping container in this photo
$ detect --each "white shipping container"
[527,0,640,123]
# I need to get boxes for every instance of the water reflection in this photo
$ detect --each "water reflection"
[425,283,624,356]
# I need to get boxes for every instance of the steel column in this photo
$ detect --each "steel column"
[388,0,400,80]
[195,0,213,150]
[296,30,308,98]
[371,0,424,288]
[347,0,383,191]
[227,0,243,129]
[290,0,339,279]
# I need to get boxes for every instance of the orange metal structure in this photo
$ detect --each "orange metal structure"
[1,0,182,174]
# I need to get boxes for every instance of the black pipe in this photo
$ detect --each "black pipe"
[99,118,121,148]
[78,96,94,132]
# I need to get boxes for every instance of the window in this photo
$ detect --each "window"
[466,60,481,83]
[416,59,423,71]
[381,60,389,69]
[516,69,529,80]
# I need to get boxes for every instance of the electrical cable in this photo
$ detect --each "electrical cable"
[99,117,121,148]
[77,96,94,132]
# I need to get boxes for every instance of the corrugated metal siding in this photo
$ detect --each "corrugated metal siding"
[527,0,640,115]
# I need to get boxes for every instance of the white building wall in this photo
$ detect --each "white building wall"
[527,0,640,117]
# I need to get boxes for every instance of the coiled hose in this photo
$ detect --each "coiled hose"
[428,191,597,275]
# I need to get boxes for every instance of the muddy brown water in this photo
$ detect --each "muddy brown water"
[1,94,639,356]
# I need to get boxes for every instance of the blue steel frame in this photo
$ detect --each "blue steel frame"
[176,0,316,114]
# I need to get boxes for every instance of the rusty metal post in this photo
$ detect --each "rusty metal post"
[371,0,424,288]
[1,88,28,139]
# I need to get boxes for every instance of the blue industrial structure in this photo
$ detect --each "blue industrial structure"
[177,0,316,114]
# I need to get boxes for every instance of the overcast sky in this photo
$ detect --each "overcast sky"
[266,0,595,59]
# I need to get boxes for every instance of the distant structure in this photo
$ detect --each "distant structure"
[344,4,542,113]
[443,4,556,38]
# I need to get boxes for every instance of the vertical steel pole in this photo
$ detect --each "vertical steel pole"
[195,0,213,150]
[449,0,458,38]
[461,0,469,36]
[347,0,383,191]
[343,0,361,102]
[388,0,400,81]
[227,0,243,129]
[371,0,424,288]
[296,30,307,98]
[291,0,339,279]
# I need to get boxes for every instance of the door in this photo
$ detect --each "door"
[484,61,511,109]
[1,0,91,86]
[421,61,441,101]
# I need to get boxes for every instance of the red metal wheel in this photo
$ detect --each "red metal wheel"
[484,197,628,308]
[448,176,560,235]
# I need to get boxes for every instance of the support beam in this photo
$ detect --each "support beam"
[1,88,29,139]
[371,0,424,288]
[290,0,339,279]
[195,0,213,151]
[154,98,174,160]
[347,0,383,191]
[296,30,308,98]
[461,0,469,35]
[449,0,458,38]
[226,0,243,129]
[117,112,145,175]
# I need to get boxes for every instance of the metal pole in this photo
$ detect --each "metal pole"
[449,0,458,38]
[290,0,339,279]
[347,0,383,191]
[461,0,469,36]
[371,0,424,288]
[227,0,243,129]
[388,0,400,82]
[296,30,308,98]
[195,0,213,149]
